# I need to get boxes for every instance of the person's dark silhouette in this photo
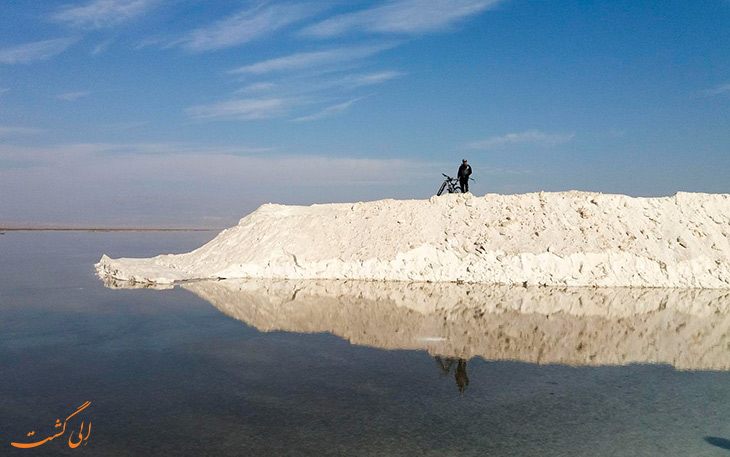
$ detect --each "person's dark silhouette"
[434,356,470,394]
[455,359,469,394]
[457,159,472,193]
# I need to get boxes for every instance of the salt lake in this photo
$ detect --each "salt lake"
[3,231,730,456]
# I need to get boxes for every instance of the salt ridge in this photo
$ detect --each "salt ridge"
[96,191,730,288]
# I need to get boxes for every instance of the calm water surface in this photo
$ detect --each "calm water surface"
[2,231,730,456]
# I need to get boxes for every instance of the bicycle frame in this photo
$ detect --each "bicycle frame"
[436,173,461,196]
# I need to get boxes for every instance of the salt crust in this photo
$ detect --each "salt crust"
[96,191,730,288]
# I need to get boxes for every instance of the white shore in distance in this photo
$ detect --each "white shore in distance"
[96,191,730,288]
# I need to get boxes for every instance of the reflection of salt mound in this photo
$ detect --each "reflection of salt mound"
[97,191,730,288]
[182,279,730,370]
[101,276,174,290]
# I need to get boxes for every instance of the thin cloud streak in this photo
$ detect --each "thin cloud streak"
[185,97,307,120]
[101,121,147,131]
[90,142,277,156]
[302,70,406,92]
[704,82,730,97]
[466,130,575,149]
[227,43,397,75]
[223,71,401,121]
[306,70,406,91]
[0,126,45,137]
[346,70,405,85]
[292,97,366,122]
[236,82,278,94]
[0,142,276,163]
[92,40,113,55]
[52,0,154,29]
[178,3,321,52]
[239,70,404,98]
[0,142,436,187]
[0,142,442,226]
[0,38,77,64]
[56,91,91,101]
[301,0,503,38]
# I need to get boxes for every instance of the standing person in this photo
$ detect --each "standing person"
[458,159,472,193]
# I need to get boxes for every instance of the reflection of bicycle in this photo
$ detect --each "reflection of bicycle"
[434,356,470,394]
[437,174,462,196]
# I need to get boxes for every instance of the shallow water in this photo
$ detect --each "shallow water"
[3,231,730,456]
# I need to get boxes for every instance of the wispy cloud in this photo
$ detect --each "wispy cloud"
[0,125,45,137]
[0,38,77,64]
[134,36,168,50]
[293,97,366,122]
[240,70,404,98]
[305,71,405,91]
[0,142,275,163]
[301,0,503,38]
[185,97,307,120]
[193,41,401,124]
[0,141,442,227]
[52,0,154,29]
[0,88,8,98]
[56,91,91,101]
[305,70,406,92]
[236,82,278,94]
[177,3,321,52]
[704,82,730,97]
[89,142,277,156]
[227,43,396,75]
[465,130,575,150]
[479,166,534,175]
[0,142,435,185]
[0,158,47,170]
[219,70,401,122]
[343,70,405,86]
[91,40,113,55]
[101,121,146,131]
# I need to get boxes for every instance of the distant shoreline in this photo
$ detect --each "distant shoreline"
[0,227,220,232]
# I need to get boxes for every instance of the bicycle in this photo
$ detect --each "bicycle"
[436,173,462,196]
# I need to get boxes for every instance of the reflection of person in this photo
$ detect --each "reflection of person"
[458,159,472,193]
[434,356,470,395]
[455,359,469,395]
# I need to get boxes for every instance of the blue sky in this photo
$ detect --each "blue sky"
[0,0,728,227]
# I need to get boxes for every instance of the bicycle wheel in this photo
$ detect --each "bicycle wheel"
[437,181,447,196]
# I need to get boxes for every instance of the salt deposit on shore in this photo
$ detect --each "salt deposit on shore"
[96,191,730,288]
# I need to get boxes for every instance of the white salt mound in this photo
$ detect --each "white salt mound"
[96,191,730,288]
